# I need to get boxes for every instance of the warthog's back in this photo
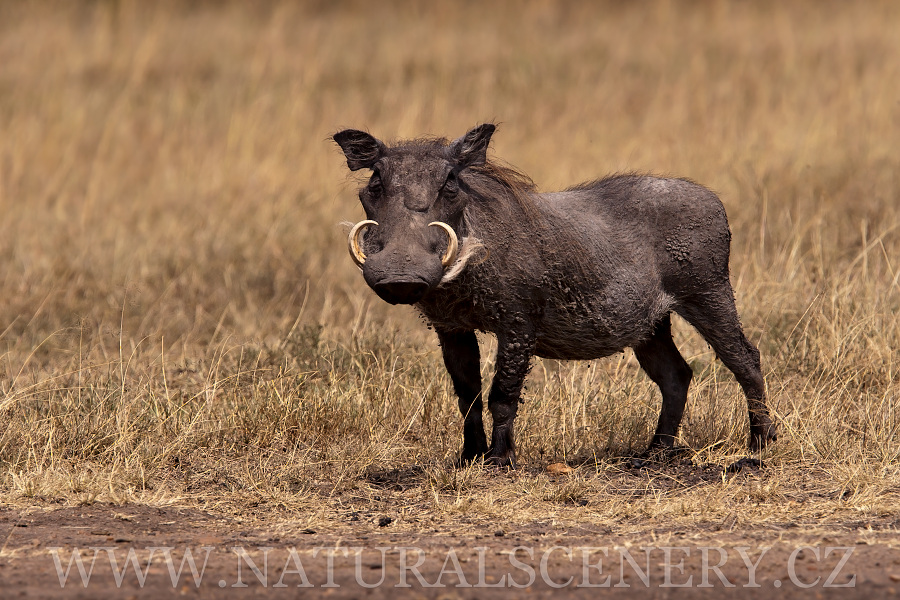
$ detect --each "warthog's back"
[527,175,732,359]
[547,175,732,286]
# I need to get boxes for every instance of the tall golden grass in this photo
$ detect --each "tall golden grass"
[1,1,898,530]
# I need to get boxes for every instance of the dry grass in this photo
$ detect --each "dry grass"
[1,0,899,536]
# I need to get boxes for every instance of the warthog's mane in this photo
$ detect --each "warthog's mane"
[461,157,542,228]
[448,156,599,290]
[466,160,537,209]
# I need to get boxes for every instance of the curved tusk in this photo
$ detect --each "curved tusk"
[428,221,459,268]
[348,220,378,268]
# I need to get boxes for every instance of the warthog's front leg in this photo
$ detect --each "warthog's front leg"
[437,330,488,464]
[485,328,536,469]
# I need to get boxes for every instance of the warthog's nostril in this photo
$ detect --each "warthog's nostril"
[372,279,430,305]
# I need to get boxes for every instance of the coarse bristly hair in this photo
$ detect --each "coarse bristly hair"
[458,156,597,283]
[438,233,486,285]
[465,159,539,222]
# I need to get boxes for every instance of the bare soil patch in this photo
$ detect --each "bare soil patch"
[3,492,899,598]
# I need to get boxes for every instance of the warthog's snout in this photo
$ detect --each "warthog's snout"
[371,278,430,305]
[347,219,460,305]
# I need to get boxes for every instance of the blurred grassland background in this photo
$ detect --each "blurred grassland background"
[0,0,898,530]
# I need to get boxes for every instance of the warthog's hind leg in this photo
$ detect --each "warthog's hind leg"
[437,330,488,464]
[676,286,778,452]
[634,314,694,452]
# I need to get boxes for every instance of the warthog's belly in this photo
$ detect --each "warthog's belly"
[533,337,625,361]
[533,320,642,360]
[533,290,675,360]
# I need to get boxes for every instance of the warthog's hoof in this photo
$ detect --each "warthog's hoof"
[725,457,762,475]
[749,421,778,453]
[639,444,692,464]
[485,447,516,470]
[456,450,487,468]
[457,435,489,467]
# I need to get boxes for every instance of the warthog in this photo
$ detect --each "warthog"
[334,124,777,468]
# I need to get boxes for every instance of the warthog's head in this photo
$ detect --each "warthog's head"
[334,124,494,305]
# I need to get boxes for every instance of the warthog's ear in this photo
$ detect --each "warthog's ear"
[333,129,385,171]
[449,123,496,168]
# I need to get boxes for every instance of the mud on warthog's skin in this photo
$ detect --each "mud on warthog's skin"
[333,124,777,468]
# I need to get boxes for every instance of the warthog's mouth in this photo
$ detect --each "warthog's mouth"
[370,277,431,305]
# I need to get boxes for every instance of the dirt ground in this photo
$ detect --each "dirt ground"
[2,503,898,599]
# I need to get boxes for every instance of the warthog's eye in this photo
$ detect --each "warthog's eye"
[441,171,459,198]
[367,172,383,197]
